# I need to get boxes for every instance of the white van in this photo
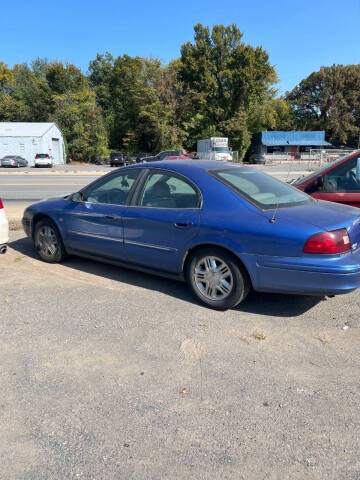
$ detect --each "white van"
[0,198,9,254]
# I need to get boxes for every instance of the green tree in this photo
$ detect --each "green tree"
[45,61,88,95]
[286,64,360,145]
[3,63,53,121]
[0,61,12,90]
[179,23,277,157]
[88,52,114,113]
[247,97,294,133]
[51,89,108,161]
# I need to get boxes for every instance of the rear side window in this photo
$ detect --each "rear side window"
[212,168,311,209]
[136,171,199,208]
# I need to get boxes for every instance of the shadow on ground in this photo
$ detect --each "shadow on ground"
[9,235,322,317]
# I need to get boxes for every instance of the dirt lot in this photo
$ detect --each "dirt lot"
[1,231,360,479]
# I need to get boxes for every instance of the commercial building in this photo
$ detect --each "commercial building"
[252,131,332,158]
[0,122,65,166]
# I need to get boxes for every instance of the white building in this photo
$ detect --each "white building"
[0,122,65,166]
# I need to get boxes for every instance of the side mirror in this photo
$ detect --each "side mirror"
[356,158,360,181]
[70,192,83,202]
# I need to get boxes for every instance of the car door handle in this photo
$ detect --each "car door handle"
[104,215,121,221]
[174,222,193,229]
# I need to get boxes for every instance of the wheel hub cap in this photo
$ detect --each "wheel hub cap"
[194,256,233,301]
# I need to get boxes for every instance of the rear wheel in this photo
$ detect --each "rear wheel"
[186,247,250,310]
[34,219,66,263]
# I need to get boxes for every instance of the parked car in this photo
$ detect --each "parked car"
[249,153,266,165]
[0,197,9,254]
[109,152,126,167]
[167,155,192,160]
[1,155,28,168]
[293,150,360,208]
[93,156,110,166]
[34,154,52,168]
[22,160,360,310]
[136,153,149,163]
[184,153,200,160]
[141,151,183,163]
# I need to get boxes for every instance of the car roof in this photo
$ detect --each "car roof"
[128,159,255,173]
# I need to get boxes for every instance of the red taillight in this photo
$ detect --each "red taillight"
[303,228,351,254]
[0,198,3,209]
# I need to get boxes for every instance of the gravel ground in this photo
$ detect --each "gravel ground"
[0,231,359,479]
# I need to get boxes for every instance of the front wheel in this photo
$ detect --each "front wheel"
[34,219,66,263]
[186,247,250,310]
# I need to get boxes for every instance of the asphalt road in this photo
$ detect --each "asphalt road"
[0,174,101,203]
[0,163,313,206]
[1,230,360,479]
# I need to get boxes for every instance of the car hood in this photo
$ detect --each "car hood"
[262,200,360,245]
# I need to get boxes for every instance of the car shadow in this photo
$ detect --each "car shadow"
[9,235,323,318]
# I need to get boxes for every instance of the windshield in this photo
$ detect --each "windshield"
[214,147,229,152]
[36,154,49,158]
[212,168,311,209]
[293,152,358,185]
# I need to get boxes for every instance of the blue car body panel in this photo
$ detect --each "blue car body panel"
[22,160,360,296]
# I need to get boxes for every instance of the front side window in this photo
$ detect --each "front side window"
[136,171,199,208]
[82,169,140,205]
[324,155,360,192]
[212,168,311,209]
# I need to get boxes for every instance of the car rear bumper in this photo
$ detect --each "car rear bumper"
[242,249,360,295]
[0,214,9,246]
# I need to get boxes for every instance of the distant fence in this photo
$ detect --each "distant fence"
[264,149,356,165]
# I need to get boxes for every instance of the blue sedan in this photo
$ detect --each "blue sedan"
[22,161,360,310]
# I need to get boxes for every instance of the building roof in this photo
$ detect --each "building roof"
[261,131,332,147]
[0,122,57,137]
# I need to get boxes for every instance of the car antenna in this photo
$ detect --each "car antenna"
[269,140,293,223]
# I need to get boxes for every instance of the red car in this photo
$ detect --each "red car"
[167,155,192,160]
[294,150,360,208]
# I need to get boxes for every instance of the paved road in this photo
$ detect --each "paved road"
[1,230,359,479]
[0,163,313,206]
[0,174,101,203]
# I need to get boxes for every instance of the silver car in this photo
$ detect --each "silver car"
[1,155,28,168]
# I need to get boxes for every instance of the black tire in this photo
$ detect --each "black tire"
[34,218,66,263]
[186,247,250,310]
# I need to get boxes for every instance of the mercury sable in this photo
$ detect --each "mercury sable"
[22,161,360,309]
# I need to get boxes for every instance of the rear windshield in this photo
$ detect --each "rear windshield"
[110,152,123,158]
[214,147,229,152]
[211,168,311,209]
[36,154,49,158]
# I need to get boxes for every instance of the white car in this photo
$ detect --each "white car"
[34,153,53,168]
[0,198,9,254]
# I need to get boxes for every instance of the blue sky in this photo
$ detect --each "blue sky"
[1,0,359,94]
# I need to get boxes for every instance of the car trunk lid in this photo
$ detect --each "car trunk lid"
[263,200,360,248]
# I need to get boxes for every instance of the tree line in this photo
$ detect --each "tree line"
[0,24,359,161]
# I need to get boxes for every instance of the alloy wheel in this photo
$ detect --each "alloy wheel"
[37,226,58,259]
